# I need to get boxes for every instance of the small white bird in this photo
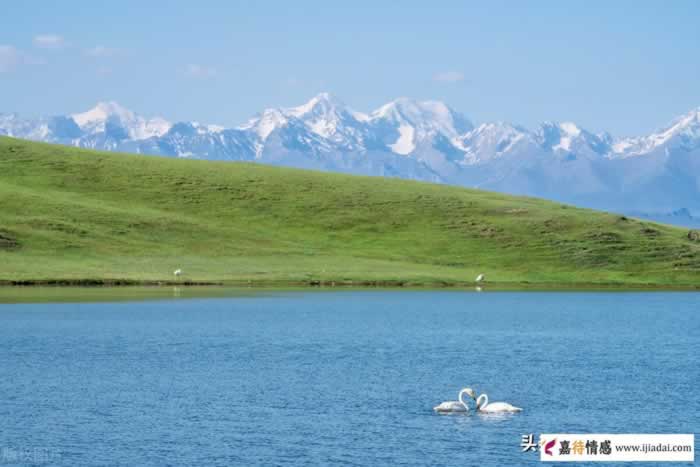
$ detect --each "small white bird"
[475,273,485,283]
[173,269,182,277]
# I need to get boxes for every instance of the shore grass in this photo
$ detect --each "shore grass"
[1,136,699,287]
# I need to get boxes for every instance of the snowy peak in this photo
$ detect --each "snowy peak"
[238,93,371,152]
[456,122,531,162]
[239,108,290,141]
[535,121,610,155]
[72,101,171,140]
[368,98,473,156]
[72,101,134,128]
[237,94,474,156]
[612,107,700,157]
[468,121,529,139]
[286,92,347,118]
[370,98,472,137]
[537,121,579,151]
[659,106,700,139]
[286,93,368,142]
[648,107,700,147]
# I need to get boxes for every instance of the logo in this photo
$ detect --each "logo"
[542,438,557,456]
[520,434,694,462]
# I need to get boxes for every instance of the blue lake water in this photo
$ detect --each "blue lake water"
[1,290,698,466]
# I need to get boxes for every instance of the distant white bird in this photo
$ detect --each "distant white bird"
[173,269,182,277]
[475,393,522,413]
[475,273,485,283]
[434,387,477,413]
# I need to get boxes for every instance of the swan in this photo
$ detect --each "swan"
[475,393,522,413]
[173,269,182,277]
[433,387,476,413]
[475,273,485,283]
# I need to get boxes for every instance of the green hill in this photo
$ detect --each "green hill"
[1,136,699,287]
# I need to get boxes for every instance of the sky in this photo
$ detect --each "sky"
[1,1,699,136]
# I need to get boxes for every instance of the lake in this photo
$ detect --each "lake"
[1,289,698,466]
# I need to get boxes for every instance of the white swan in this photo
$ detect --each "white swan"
[475,393,522,413]
[433,387,476,413]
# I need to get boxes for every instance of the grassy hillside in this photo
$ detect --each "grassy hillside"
[1,136,699,286]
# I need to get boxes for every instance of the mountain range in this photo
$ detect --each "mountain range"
[2,93,699,225]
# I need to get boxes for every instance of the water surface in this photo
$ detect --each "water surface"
[1,290,698,465]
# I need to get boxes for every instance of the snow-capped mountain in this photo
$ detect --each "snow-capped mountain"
[456,122,532,164]
[611,107,700,157]
[71,101,171,141]
[368,98,473,155]
[2,94,699,223]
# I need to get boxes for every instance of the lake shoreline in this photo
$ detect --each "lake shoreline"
[1,278,699,290]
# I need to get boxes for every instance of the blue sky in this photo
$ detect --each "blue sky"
[2,1,699,136]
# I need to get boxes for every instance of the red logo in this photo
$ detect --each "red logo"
[543,438,557,456]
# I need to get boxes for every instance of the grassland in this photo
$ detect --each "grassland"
[1,136,699,287]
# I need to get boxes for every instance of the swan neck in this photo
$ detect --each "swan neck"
[458,389,468,409]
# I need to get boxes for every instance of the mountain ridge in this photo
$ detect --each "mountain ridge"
[2,93,699,220]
